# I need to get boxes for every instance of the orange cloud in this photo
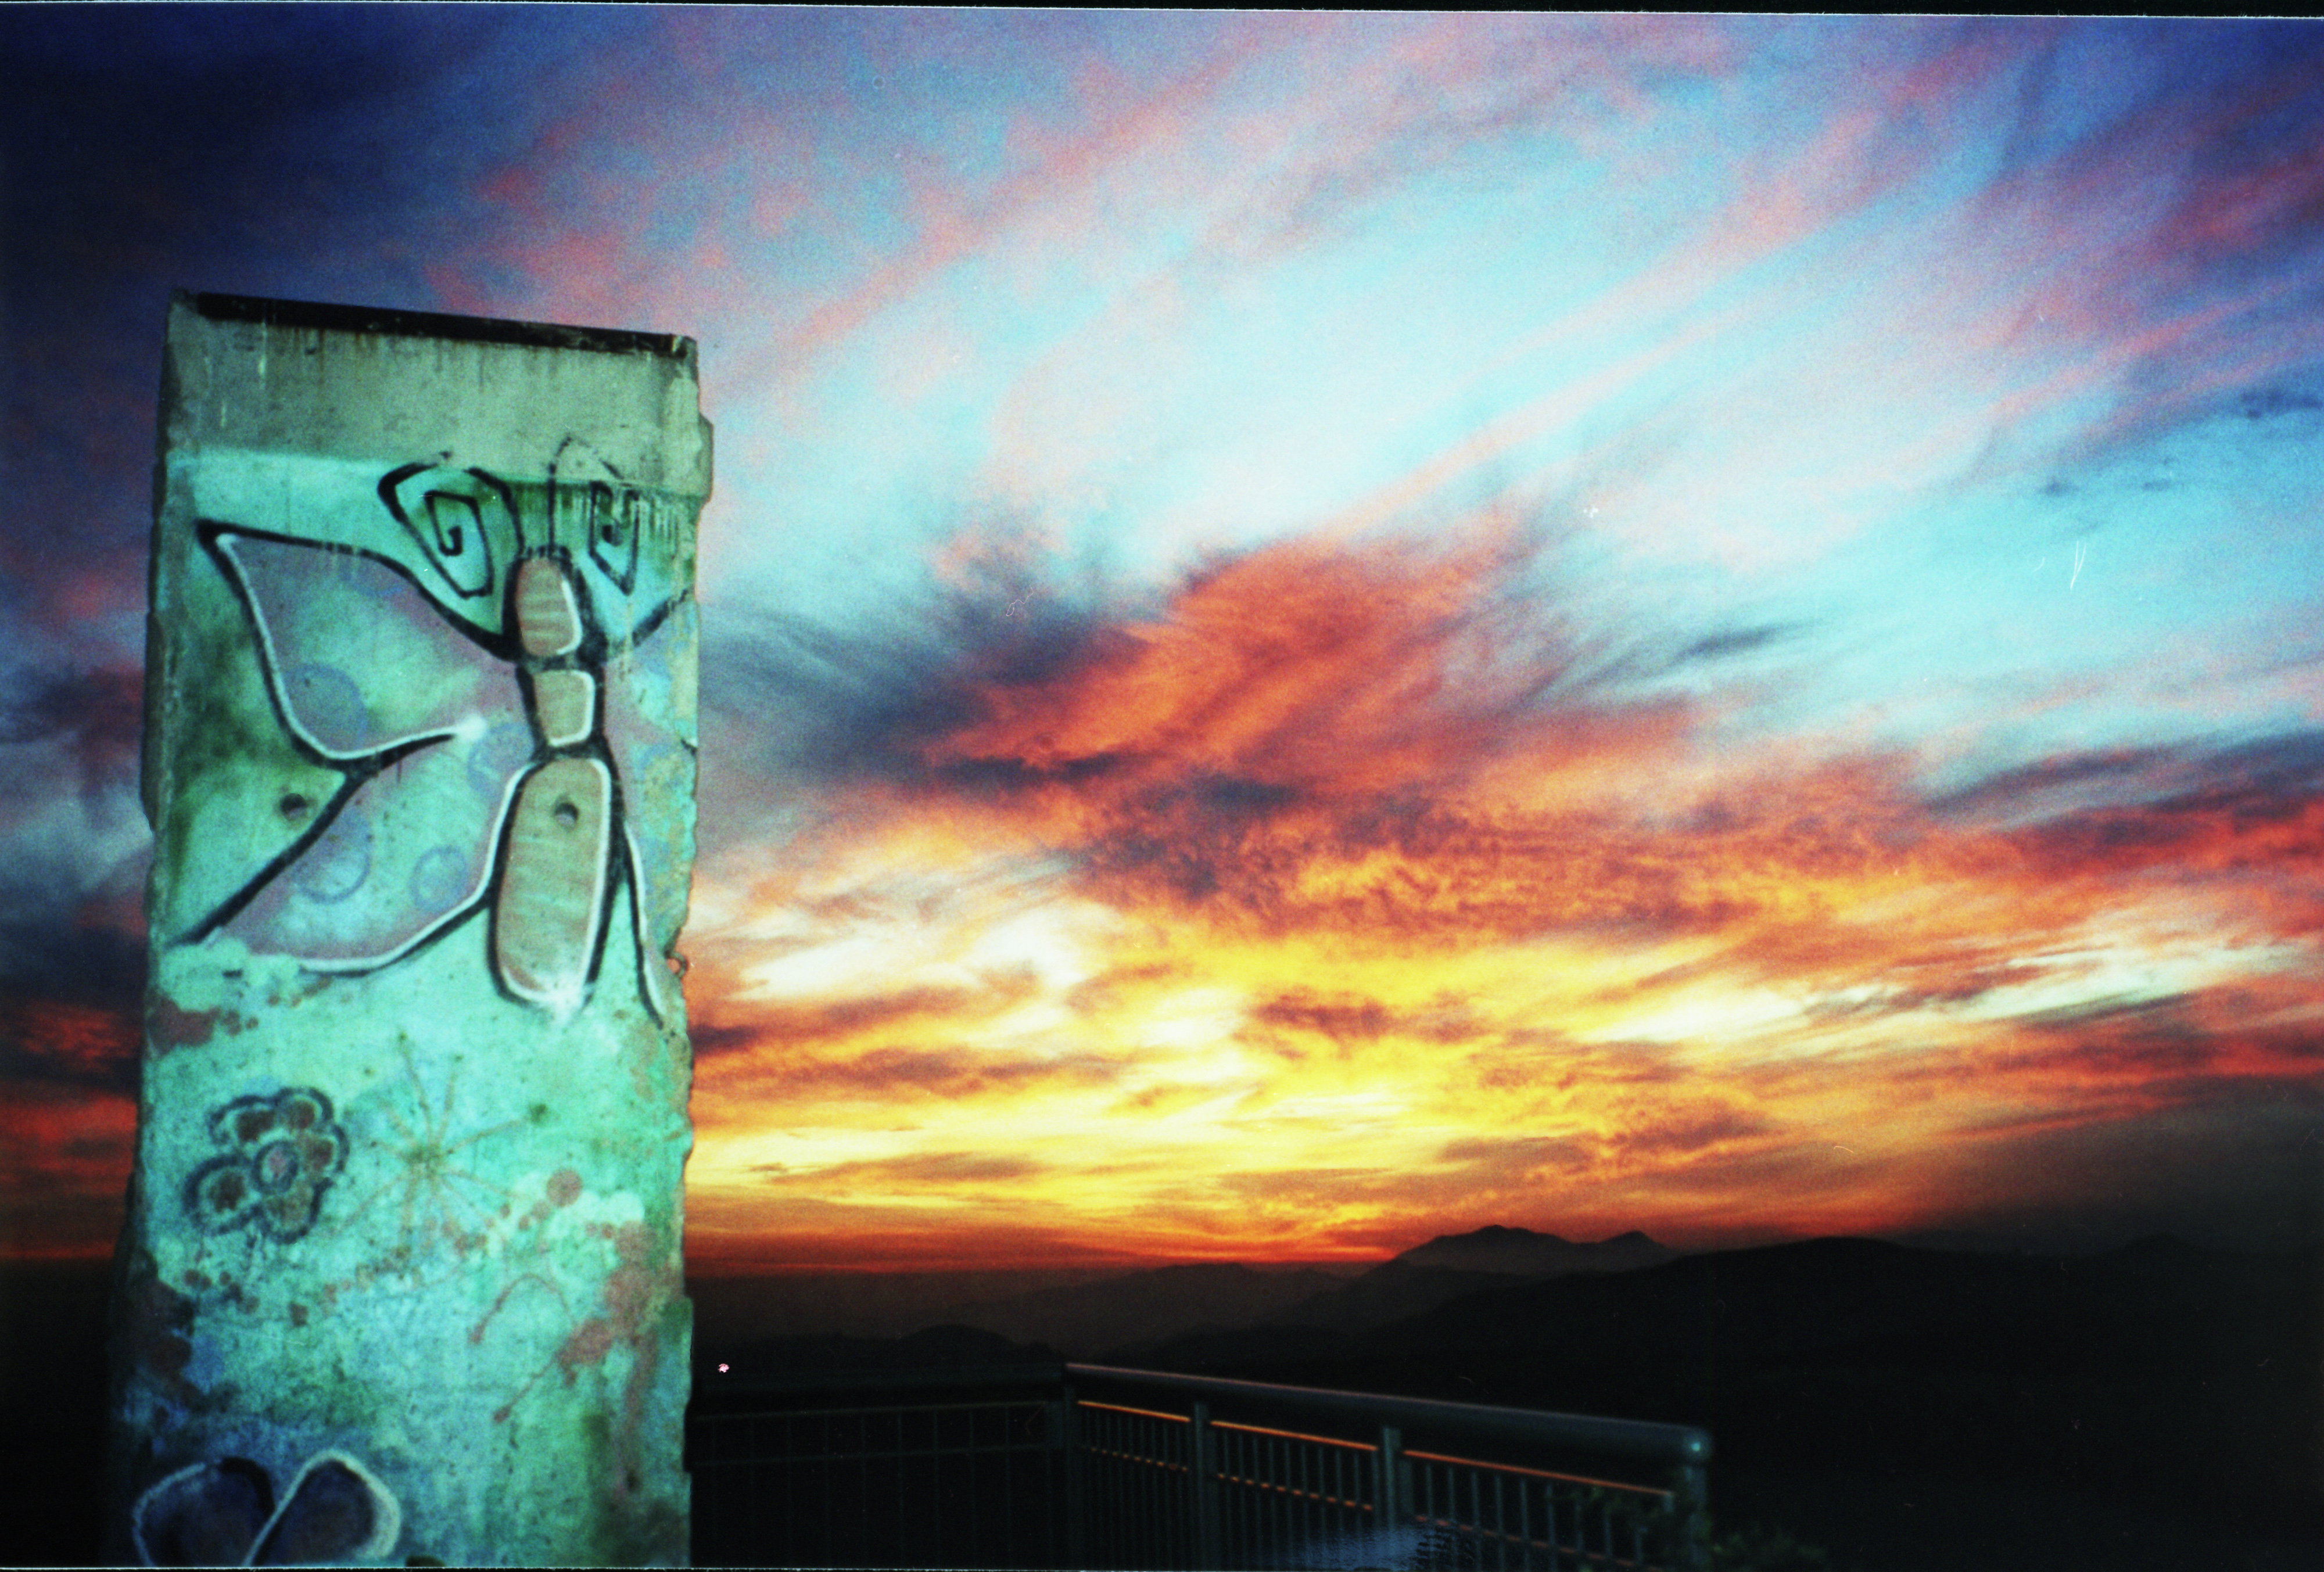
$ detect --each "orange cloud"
[683,519,2324,1266]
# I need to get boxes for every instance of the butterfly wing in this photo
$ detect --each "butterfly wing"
[219,730,531,968]
[210,529,519,756]
[201,528,532,969]
[602,595,698,1020]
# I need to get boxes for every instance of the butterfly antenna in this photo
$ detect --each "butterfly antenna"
[546,436,583,552]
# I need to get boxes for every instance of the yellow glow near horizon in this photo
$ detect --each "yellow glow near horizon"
[675,496,2324,1270]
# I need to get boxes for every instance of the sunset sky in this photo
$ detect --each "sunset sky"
[4,10,2322,1268]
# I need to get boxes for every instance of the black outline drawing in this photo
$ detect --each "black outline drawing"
[379,461,513,604]
[184,453,691,1019]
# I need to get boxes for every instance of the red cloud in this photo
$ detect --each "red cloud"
[0,1084,135,1259]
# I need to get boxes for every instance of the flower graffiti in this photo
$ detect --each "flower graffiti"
[182,1088,348,1243]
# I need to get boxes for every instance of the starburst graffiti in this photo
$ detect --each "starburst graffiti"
[329,1047,524,1281]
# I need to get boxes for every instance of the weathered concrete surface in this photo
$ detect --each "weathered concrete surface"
[112,294,709,1566]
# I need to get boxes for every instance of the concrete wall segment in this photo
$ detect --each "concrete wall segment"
[114,294,706,1566]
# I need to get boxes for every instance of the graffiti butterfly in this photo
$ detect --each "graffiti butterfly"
[188,446,693,1019]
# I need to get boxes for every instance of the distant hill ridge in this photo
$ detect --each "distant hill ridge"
[935,1226,1681,1358]
[690,1225,1691,1359]
[1261,1226,1679,1343]
[948,1261,1353,1358]
[1392,1225,1674,1275]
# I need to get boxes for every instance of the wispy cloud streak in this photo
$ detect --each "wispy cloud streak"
[7,13,2324,1263]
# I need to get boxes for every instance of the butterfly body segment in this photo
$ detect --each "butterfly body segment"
[495,554,616,1011]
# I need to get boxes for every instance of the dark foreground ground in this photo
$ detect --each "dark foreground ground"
[1116,1236,2322,1572]
[8,1237,2319,1569]
[3,1258,111,1567]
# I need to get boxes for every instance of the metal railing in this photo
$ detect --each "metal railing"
[688,1361,1711,1570]
[1066,1365,1710,1572]
[690,1365,1072,1568]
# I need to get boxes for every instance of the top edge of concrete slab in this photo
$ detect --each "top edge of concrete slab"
[180,290,698,369]
[162,292,712,494]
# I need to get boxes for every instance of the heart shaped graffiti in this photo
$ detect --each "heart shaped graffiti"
[131,1449,401,1567]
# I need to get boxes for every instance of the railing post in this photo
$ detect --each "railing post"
[1191,1399,1222,1570]
[1376,1423,1405,1537]
[1060,1383,1086,1570]
[1673,1462,1710,1572]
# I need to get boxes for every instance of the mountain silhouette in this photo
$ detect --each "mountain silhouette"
[1391,1225,1674,1275]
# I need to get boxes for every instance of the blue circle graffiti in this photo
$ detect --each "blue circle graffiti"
[281,663,371,749]
[408,844,472,916]
[295,809,371,905]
